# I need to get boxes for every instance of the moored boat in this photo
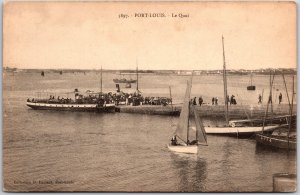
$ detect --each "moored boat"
[256,132,296,150]
[113,78,137,83]
[26,101,115,112]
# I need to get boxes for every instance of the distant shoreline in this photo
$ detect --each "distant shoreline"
[4,67,297,76]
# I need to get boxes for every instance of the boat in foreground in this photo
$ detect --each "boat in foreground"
[205,125,281,135]
[256,121,296,150]
[168,79,208,154]
[256,133,296,150]
[167,144,198,154]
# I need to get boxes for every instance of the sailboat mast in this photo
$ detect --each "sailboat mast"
[169,86,173,110]
[100,66,103,94]
[222,36,229,124]
[187,103,190,144]
[136,60,139,91]
[288,75,295,150]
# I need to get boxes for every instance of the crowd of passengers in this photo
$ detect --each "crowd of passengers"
[27,92,173,106]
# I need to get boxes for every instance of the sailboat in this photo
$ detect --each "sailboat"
[247,72,256,90]
[204,36,280,136]
[167,80,208,154]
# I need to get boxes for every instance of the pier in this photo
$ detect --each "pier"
[116,103,296,119]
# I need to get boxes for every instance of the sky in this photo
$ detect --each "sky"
[3,1,296,70]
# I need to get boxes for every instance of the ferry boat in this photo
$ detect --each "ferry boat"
[26,89,115,113]
[26,101,115,112]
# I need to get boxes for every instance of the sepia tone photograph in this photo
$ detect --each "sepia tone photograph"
[3,1,297,192]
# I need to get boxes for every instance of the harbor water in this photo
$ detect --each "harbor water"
[3,71,296,192]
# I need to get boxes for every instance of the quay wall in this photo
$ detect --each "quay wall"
[117,104,297,119]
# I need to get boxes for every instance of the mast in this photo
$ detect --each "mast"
[187,97,190,144]
[100,66,103,94]
[136,59,139,91]
[262,70,275,133]
[288,76,295,150]
[282,73,294,150]
[222,36,229,124]
[169,86,173,111]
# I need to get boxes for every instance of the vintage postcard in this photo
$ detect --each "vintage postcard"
[3,1,297,192]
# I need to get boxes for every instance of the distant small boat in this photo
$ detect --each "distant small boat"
[41,71,45,76]
[168,79,208,154]
[113,78,137,83]
[247,73,256,90]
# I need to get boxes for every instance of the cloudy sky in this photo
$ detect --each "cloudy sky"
[4,1,296,70]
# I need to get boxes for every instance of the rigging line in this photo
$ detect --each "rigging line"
[270,72,276,122]
[288,75,295,151]
[176,134,188,145]
[282,73,294,151]
[282,73,292,112]
[262,71,275,133]
[169,86,173,111]
[236,94,252,123]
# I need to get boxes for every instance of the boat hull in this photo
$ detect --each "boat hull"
[205,125,280,135]
[256,134,296,150]
[247,85,256,90]
[167,144,198,154]
[113,79,136,83]
[26,102,115,113]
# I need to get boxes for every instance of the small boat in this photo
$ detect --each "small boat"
[168,80,208,154]
[113,78,137,83]
[114,65,139,83]
[256,131,296,150]
[256,116,296,150]
[247,73,256,90]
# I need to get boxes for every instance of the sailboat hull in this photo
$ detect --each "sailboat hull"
[167,144,198,154]
[205,125,280,134]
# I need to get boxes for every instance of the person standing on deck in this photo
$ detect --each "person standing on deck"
[171,136,178,146]
[212,97,215,105]
[279,93,282,104]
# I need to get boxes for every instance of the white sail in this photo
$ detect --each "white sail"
[175,80,192,144]
[193,105,208,145]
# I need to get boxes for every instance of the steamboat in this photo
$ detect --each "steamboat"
[26,89,115,112]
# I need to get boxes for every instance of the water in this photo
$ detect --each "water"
[3,71,296,192]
